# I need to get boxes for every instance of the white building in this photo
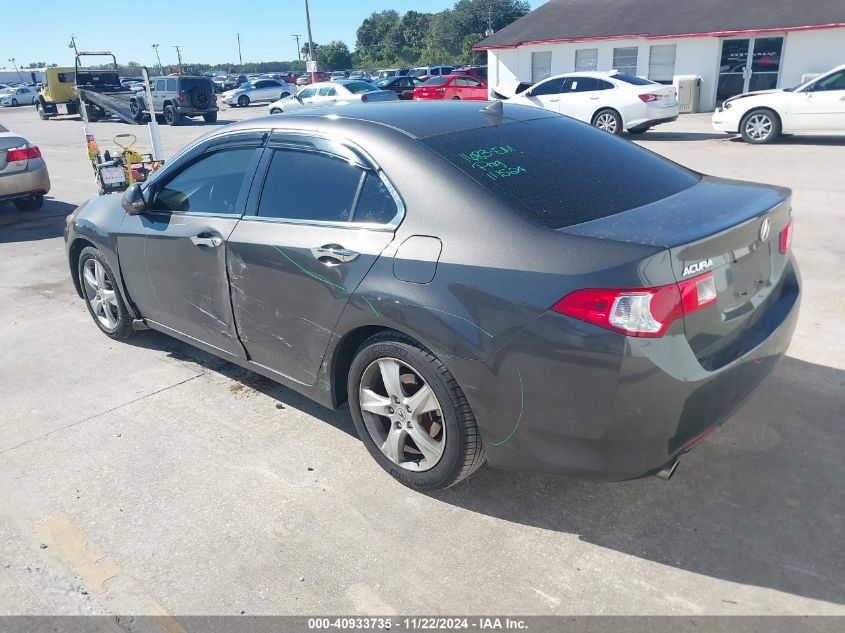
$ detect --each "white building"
[476,0,845,111]
[0,68,46,85]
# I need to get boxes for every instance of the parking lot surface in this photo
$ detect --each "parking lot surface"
[1,103,843,615]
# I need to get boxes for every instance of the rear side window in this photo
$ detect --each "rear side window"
[424,77,449,86]
[421,117,700,229]
[258,150,363,222]
[354,175,398,224]
[613,74,657,86]
[345,81,376,94]
[166,78,177,91]
[531,78,565,96]
[566,77,598,92]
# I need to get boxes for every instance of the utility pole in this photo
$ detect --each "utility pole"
[68,35,79,56]
[237,34,243,71]
[304,0,316,84]
[292,34,302,67]
[151,44,163,74]
[485,6,494,37]
[8,58,22,83]
[173,45,183,72]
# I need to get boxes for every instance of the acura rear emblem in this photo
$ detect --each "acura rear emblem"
[759,218,771,242]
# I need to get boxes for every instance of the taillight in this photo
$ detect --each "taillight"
[177,95,185,103]
[551,272,717,338]
[5,146,41,161]
[779,220,792,254]
[638,93,661,103]
[212,94,217,103]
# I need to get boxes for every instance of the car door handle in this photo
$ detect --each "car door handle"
[190,234,223,248]
[548,98,559,102]
[311,244,359,264]
[589,96,599,100]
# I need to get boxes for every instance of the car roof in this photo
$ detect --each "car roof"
[222,100,558,141]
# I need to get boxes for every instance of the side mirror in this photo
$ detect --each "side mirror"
[121,183,147,215]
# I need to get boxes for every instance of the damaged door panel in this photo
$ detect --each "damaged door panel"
[117,140,265,358]
[226,139,402,385]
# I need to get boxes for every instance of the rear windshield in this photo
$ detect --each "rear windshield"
[421,116,699,229]
[179,78,211,91]
[613,74,657,86]
[344,81,377,94]
[423,77,449,86]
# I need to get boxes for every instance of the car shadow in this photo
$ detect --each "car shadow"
[429,355,845,606]
[726,135,845,147]
[633,131,730,142]
[125,330,357,438]
[0,199,76,243]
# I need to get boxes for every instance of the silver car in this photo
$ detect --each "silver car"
[0,124,51,211]
[221,79,296,107]
[267,80,398,114]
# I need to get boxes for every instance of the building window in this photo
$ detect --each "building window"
[612,47,639,75]
[574,48,598,72]
[648,44,676,84]
[531,51,552,83]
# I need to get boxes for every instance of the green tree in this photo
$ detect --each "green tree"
[316,41,353,71]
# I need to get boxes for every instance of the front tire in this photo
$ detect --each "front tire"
[740,108,780,144]
[163,104,181,126]
[270,108,282,114]
[77,247,134,340]
[11,98,18,107]
[592,108,623,134]
[347,332,486,491]
[237,95,250,107]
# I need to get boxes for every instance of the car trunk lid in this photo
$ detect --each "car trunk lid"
[0,134,30,174]
[563,177,793,365]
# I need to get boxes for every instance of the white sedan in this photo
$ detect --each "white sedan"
[0,86,39,107]
[267,80,398,114]
[220,78,296,107]
[712,64,845,143]
[503,71,678,134]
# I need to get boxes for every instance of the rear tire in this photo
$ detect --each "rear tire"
[163,104,181,126]
[347,332,486,491]
[77,246,134,340]
[740,108,780,144]
[13,195,43,211]
[592,108,623,134]
[36,101,48,120]
[11,98,18,107]
[451,96,460,100]
[270,108,282,114]
[129,99,145,123]
[203,112,218,123]
[237,95,250,107]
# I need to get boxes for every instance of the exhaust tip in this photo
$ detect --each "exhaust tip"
[656,458,680,481]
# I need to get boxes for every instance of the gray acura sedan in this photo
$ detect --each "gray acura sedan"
[65,102,800,491]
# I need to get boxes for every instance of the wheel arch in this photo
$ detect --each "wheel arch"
[591,106,623,126]
[68,237,97,298]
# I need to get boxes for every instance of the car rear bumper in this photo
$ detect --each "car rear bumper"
[452,259,800,480]
[0,158,51,199]
[626,103,680,129]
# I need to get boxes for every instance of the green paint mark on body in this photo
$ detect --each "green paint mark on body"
[271,245,346,292]
[418,306,494,338]
[362,296,381,318]
[490,367,524,447]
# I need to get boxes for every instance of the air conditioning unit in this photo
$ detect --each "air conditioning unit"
[674,75,701,114]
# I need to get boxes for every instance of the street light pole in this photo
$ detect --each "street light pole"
[151,44,163,74]
[8,58,22,83]
[304,0,316,84]
[292,34,302,67]
[237,34,243,71]
[173,45,183,72]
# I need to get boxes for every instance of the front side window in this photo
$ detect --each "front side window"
[530,77,565,96]
[257,150,363,223]
[155,79,165,91]
[299,88,317,98]
[149,147,256,215]
[813,70,845,91]
[612,47,639,76]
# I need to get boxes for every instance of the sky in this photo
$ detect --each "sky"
[2,0,545,69]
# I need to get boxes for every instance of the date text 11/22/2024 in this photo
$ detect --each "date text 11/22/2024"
[308,617,529,629]
[459,145,527,181]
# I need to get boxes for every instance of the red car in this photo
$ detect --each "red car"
[412,75,489,101]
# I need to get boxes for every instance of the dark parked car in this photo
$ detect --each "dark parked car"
[374,76,422,100]
[65,102,799,491]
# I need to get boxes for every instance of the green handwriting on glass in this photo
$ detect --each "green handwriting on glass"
[458,145,526,181]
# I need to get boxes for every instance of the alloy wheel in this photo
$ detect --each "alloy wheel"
[82,258,119,330]
[745,114,772,141]
[358,357,446,472]
[595,113,617,133]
